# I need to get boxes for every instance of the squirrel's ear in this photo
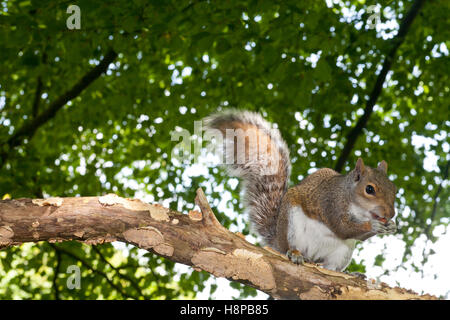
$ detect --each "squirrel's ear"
[354,158,365,181]
[378,160,388,174]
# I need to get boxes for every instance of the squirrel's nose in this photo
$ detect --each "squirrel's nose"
[387,205,396,219]
[372,205,395,220]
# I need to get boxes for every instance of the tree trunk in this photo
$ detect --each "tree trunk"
[0,189,436,300]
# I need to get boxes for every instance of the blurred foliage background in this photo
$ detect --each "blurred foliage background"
[0,0,448,299]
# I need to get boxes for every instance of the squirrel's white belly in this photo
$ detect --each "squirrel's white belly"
[287,206,356,271]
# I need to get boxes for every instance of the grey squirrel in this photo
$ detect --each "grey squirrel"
[204,109,397,272]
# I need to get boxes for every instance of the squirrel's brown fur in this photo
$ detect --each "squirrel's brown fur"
[204,110,290,246]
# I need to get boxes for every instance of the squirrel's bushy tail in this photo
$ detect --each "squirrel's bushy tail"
[204,109,291,246]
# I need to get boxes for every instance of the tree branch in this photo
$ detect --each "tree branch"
[0,49,118,168]
[31,51,48,119]
[334,0,426,172]
[91,245,149,299]
[425,160,449,238]
[32,77,43,119]
[49,243,61,300]
[49,243,139,300]
[0,188,437,300]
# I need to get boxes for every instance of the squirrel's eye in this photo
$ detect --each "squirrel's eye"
[365,185,375,195]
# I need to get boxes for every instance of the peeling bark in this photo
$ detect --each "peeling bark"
[0,189,437,300]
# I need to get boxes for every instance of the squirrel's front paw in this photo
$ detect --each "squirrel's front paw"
[386,220,397,234]
[287,249,306,265]
[372,219,397,235]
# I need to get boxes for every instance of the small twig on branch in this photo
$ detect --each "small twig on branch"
[195,187,228,231]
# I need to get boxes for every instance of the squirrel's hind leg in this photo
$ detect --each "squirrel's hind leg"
[286,249,314,265]
[287,249,305,265]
